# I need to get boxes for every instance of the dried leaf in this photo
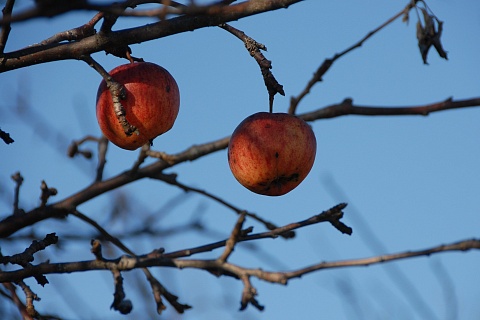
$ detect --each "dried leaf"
[432,20,448,60]
[415,8,448,64]
[416,20,431,64]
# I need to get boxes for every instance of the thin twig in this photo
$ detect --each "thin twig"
[298,97,480,121]
[110,268,132,314]
[218,213,246,263]
[164,203,349,259]
[67,135,98,159]
[289,0,420,114]
[96,136,109,182]
[0,127,14,144]
[40,180,57,207]
[71,209,190,314]
[0,0,15,54]
[151,172,295,238]
[2,283,33,320]
[0,233,58,286]
[82,55,138,137]
[15,280,39,317]
[38,12,102,46]
[10,172,23,215]
[220,23,284,113]
[130,143,150,173]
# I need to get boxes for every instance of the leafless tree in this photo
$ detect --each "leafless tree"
[1,0,479,319]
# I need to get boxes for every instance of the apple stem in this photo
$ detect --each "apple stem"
[126,50,134,64]
[269,94,274,113]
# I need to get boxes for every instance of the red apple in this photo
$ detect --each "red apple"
[96,62,180,150]
[228,112,316,196]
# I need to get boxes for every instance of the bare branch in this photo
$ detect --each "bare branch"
[0,233,58,267]
[0,0,15,54]
[15,280,40,318]
[0,0,302,72]
[72,210,134,255]
[2,282,34,320]
[10,171,23,215]
[2,238,478,309]
[0,127,14,144]
[130,143,150,173]
[90,239,104,260]
[110,268,133,314]
[39,180,57,207]
[1,95,479,238]
[283,239,480,279]
[146,136,230,165]
[289,0,420,114]
[0,0,229,25]
[218,213,246,263]
[0,233,58,286]
[151,172,295,238]
[145,275,192,314]
[299,97,480,121]
[72,209,190,314]
[164,203,350,259]
[67,135,98,159]
[96,136,109,182]
[239,274,263,310]
[38,12,102,46]
[82,55,138,137]
[220,23,284,112]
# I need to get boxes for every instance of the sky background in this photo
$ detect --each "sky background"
[1,0,480,319]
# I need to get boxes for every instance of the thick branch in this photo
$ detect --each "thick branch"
[0,0,302,72]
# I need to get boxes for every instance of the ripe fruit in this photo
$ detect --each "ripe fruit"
[96,62,180,150]
[228,112,316,196]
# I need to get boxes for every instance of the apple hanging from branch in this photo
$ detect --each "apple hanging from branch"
[96,62,180,150]
[228,112,317,196]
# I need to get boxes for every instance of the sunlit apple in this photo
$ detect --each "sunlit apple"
[96,62,180,150]
[228,112,316,196]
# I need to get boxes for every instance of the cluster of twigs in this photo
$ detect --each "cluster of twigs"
[1,0,480,318]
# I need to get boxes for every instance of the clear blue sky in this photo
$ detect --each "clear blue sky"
[1,1,480,319]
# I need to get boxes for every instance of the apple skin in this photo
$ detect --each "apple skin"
[96,62,180,150]
[228,112,317,196]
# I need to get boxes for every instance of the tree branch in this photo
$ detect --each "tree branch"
[299,97,480,121]
[1,96,479,238]
[0,127,14,144]
[0,0,15,54]
[0,0,302,72]
[72,209,191,314]
[289,0,420,114]
[1,237,478,300]
[220,23,284,112]
[82,55,138,136]
[150,172,295,238]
